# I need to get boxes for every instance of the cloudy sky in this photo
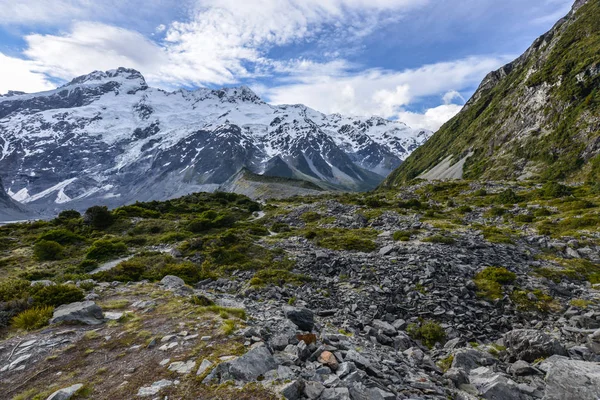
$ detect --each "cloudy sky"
[0,0,573,130]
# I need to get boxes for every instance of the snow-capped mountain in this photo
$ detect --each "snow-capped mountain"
[0,68,431,215]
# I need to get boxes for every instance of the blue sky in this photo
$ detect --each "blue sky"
[0,0,574,130]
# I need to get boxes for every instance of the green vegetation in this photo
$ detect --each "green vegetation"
[474,267,516,300]
[11,306,54,331]
[383,0,600,185]
[423,234,455,245]
[438,354,454,372]
[85,239,128,262]
[32,284,85,307]
[407,319,447,349]
[84,206,114,229]
[34,240,65,261]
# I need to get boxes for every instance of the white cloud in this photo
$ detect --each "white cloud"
[398,104,463,131]
[0,53,54,94]
[442,90,465,105]
[265,56,509,117]
[23,22,168,82]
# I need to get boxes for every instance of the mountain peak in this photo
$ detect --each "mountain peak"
[62,67,147,89]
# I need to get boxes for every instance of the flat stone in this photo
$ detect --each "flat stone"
[196,359,214,376]
[137,379,177,397]
[168,360,195,374]
[228,344,277,381]
[543,358,600,400]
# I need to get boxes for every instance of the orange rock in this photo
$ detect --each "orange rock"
[318,351,339,370]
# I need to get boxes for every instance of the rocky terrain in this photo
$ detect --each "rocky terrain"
[385,0,599,185]
[0,176,29,222]
[0,180,598,399]
[0,69,430,219]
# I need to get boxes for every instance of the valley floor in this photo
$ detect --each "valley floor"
[0,181,599,399]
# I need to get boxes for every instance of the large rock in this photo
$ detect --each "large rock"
[228,344,278,381]
[46,384,84,400]
[542,357,600,400]
[451,349,497,373]
[50,301,104,325]
[283,306,315,332]
[503,329,567,362]
[160,275,185,289]
[469,367,523,400]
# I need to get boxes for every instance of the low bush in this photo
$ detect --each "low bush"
[407,320,446,349]
[317,235,377,252]
[514,214,535,223]
[496,189,522,204]
[85,239,128,262]
[11,306,54,331]
[37,229,85,245]
[32,284,84,307]
[84,206,114,230]
[33,240,64,261]
[271,222,291,233]
[423,235,455,245]
[474,267,516,300]
[393,231,412,241]
[398,199,426,210]
[541,182,572,198]
[0,279,31,302]
[301,211,322,223]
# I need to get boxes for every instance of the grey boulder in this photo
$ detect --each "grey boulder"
[283,306,315,331]
[160,275,185,289]
[228,344,278,381]
[503,329,567,362]
[50,301,104,325]
[469,367,523,400]
[542,357,600,400]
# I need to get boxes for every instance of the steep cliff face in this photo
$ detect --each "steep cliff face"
[384,0,600,186]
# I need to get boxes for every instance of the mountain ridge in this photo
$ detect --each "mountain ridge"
[0,68,431,219]
[384,0,599,186]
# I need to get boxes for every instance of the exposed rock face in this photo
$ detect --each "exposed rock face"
[0,176,29,221]
[385,0,599,185]
[0,68,431,219]
[46,383,84,400]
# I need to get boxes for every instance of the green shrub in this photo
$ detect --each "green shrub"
[85,239,128,262]
[0,278,31,302]
[78,259,99,273]
[11,306,54,331]
[474,267,516,300]
[534,208,552,217]
[55,210,81,224]
[38,229,84,245]
[487,207,506,217]
[457,205,473,214]
[473,189,487,196]
[305,231,318,240]
[34,240,65,261]
[423,235,455,245]
[514,214,534,223]
[301,211,322,223]
[32,284,84,307]
[317,236,377,252]
[496,189,522,204]
[84,206,114,229]
[271,222,291,233]
[541,182,572,198]
[398,199,425,210]
[158,231,190,243]
[407,320,446,349]
[393,231,412,241]
[249,269,309,287]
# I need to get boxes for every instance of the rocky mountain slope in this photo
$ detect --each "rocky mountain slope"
[0,176,29,222]
[0,69,430,218]
[384,0,599,186]
[218,168,326,200]
[0,180,598,399]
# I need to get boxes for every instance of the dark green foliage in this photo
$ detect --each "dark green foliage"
[300,211,322,223]
[514,214,534,223]
[37,229,84,245]
[188,210,236,233]
[457,205,472,214]
[32,284,84,307]
[84,206,114,229]
[85,239,128,261]
[398,199,425,210]
[496,189,522,205]
[78,260,98,273]
[541,182,572,198]
[474,267,516,300]
[0,278,31,302]
[407,320,447,348]
[95,253,202,284]
[423,235,455,245]
[393,231,412,241]
[113,205,161,219]
[33,240,64,261]
[11,306,54,331]
[487,207,506,217]
[56,210,81,222]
